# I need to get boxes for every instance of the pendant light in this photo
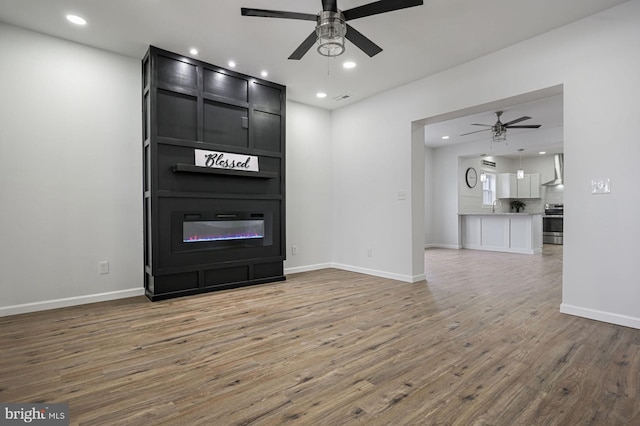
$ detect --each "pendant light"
[517,148,525,180]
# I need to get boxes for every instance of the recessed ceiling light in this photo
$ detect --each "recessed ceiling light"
[189,48,198,55]
[228,60,236,68]
[66,14,87,26]
[441,136,450,140]
[343,61,356,69]
[261,71,268,78]
[316,92,327,98]
[539,151,546,155]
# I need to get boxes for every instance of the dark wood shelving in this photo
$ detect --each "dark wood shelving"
[172,163,278,179]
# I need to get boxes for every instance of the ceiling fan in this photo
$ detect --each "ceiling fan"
[241,0,424,60]
[460,111,541,141]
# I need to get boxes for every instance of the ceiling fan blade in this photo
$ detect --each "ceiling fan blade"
[502,116,531,126]
[460,129,491,136]
[345,24,383,57]
[470,124,492,127]
[505,124,542,129]
[343,0,424,21]
[288,31,318,60]
[241,8,317,21]
[322,0,338,12]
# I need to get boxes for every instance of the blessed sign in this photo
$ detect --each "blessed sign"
[194,149,259,172]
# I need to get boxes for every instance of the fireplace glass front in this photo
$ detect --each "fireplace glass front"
[170,210,274,259]
[183,220,265,243]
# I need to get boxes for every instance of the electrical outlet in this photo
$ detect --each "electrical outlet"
[367,247,373,257]
[98,261,109,275]
[397,190,407,200]
[292,245,298,255]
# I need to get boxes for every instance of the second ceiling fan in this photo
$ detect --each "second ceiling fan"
[461,111,541,141]
[241,0,424,60]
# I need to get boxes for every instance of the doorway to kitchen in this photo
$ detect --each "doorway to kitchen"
[415,86,564,284]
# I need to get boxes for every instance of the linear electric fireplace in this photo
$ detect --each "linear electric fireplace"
[143,46,286,300]
[184,219,264,244]
[173,212,273,254]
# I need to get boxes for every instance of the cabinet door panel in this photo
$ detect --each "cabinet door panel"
[497,173,517,199]
[530,174,541,198]
[517,175,531,198]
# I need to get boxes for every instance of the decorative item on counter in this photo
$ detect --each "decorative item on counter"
[510,200,526,213]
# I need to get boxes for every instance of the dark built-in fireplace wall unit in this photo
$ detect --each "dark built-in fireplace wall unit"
[142,46,286,301]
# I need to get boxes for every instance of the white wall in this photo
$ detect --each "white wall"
[330,1,640,328]
[0,24,335,315]
[424,146,435,246]
[0,24,143,315]
[284,101,333,273]
[331,102,421,281]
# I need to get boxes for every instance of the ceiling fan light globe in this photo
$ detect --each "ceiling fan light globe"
[317,41,345,57]
[492,131,507,142]
[316,11,346,57]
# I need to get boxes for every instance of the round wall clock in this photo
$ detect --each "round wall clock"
[465,167,478,188]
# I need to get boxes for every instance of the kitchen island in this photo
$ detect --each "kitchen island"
[459,212,543,254]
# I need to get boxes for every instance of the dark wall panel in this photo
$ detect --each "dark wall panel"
[143,46,286,301]
[157,55,197,90]
[154,272,198,294]
[253,111,281,152]
[204,69,248,102]
[204,266,250,287]
[157,90,197,140]
[203,101,248,147]
[253,82,281,111]
[156,144,281,194]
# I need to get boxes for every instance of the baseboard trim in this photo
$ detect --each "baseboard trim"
[560,303,640,330]
[0,288,145,318]
[284,263,333,275]
[331,263,424,283]
[425,244,460,250]
[462,244,538,255]
[2,261,428,316]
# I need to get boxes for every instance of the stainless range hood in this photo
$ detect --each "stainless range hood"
[543,154,564,186]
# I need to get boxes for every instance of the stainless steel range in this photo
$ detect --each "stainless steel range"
[543,203,563,245]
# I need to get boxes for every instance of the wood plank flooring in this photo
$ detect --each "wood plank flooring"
[1,245,639,425]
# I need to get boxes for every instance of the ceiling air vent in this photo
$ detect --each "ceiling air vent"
[332,94,350,101]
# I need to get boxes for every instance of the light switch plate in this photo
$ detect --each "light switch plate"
[591,178,611,194]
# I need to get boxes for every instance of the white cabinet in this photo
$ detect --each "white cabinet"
[530,173,540,198]
[517,174,532,198]
[460,213,543,254]
[497,173,517,198]
[498,173,540,198]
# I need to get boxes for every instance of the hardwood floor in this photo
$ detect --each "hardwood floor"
[1,245,639,425]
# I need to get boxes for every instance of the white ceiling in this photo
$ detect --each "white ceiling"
[0,0,628,111]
